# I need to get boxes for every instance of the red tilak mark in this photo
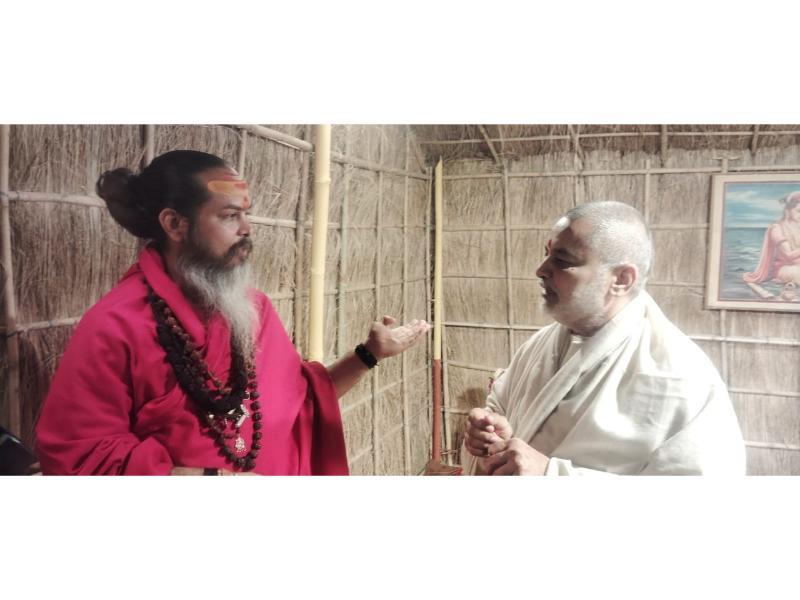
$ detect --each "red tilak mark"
[207,180,250,196]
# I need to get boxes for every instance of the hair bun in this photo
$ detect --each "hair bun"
[96,168,158,239]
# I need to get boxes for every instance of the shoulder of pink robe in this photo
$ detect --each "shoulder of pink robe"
[35,262,174,475]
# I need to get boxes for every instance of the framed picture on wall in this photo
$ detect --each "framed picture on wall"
[706,173,800,312]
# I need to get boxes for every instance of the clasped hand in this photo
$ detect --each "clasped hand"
[464,407,549,475]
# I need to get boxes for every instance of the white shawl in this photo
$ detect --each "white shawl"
[462,292,745,475]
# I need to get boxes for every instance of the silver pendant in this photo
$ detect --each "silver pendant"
[234,435,246,453]
[235,404,250,428]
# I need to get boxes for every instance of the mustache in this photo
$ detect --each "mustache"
[224,237,253,260]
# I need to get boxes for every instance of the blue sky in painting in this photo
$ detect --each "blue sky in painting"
[724,182,800,227]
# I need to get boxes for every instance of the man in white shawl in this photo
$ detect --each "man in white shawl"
[462,201,745,475]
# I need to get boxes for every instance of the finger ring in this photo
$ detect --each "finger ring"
[484,447,490,457]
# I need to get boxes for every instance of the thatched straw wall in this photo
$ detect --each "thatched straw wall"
[438,135,800,475]
[0,124,432,476]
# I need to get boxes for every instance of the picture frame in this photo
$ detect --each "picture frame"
[706,173,800,312]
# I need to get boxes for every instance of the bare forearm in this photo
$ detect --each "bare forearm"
[327,351,371,397]
[325,316,429,398]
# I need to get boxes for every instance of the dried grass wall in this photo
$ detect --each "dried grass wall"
[0,124,433,475]
[440,142,800,475]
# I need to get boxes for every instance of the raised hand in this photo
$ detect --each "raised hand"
[364,315,431,361]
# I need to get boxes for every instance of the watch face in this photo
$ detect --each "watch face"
[0,427,37,475]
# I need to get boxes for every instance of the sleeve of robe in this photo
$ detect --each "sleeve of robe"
[300,361,349,475]
[545,383,746,476]
[35,311,174,475]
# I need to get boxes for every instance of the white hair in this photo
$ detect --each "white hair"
[559,201,654,291]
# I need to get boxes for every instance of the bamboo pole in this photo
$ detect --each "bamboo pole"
[331,152,428,180]
[567,124,584,162]
[293,125,313,353]
[8,192,105,208]
[234,124,313,153]
[408,129,428,174]
[660,125,669,161]
[402,126,411,475]
[3,317,81,334]
[307,125,331,362]
[502,162,514,363]
[87,127,100,195]
[730,389,800,400]
[719,158,730,385]
[372,133,385,474]
[443,164,800,180]
[444,321,542,331]
[440,293,452,465]
[431,158,444,463]
[0,124,21,435]
[420,129,796,145]
[643,159,651,224]
[751,125,761,155]
[237,128,248,175]
[744,441,800,451]
[424,164,433,465]
[336,127,351,359]
[478,125,501,165]
[142,125,155,168]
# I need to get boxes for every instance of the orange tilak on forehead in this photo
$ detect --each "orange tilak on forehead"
[207,179,251,209]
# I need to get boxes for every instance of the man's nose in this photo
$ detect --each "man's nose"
[535,257,550,279]
[239,213,251,237]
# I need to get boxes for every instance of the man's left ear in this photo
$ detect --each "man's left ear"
[610,264,638,296]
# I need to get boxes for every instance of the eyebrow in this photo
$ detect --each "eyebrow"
[547,245,579,261]
[220,204,248,211]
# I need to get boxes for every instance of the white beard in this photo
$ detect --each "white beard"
[175,236,257,358]
[544,273,609,335]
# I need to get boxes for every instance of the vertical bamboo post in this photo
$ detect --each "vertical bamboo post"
[750,125,760,156]
[237,128,248,175]
[0,124,21,435]
[719,157,730,385]
[440,278,452,463]
[142,125,155,169]
[402,126,411,474]
[431,158,444,463]
[424,164,433,469]
[308,125,331,362]
[87,127,99,195]
[502,161,514,362]
[336,126,350,358]
[294,125,312,352]
[372,132,385,473]
[643,159,651,224]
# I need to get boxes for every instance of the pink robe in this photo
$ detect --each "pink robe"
[35,246,348,475]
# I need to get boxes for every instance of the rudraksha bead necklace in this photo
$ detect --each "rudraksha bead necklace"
[147,285,261,471]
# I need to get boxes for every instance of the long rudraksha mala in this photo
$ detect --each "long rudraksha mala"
[146,285,261,471]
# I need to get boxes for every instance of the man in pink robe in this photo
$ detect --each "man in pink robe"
[36,150,428,475]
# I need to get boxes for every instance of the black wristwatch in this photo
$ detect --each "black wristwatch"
[355,343,379,369]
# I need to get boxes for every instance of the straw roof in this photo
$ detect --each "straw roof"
[412,124,800,163]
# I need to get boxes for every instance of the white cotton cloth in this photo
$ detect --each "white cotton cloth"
[462,292,745,476]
